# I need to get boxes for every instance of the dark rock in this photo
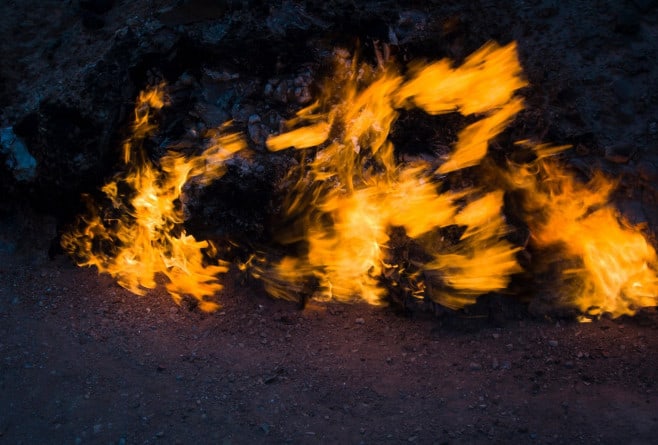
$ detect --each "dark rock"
[637,160,658,182]
[614,10,641,35]
[194,103,230,128]
[469,362,482,371]
[81,12,106,30]
[0,127,36,182]
[248,114,270,146]
[80,0,114,30]
[396,10,429,44]
[614,103,636,124]
[197,22,230,46]
[632,0,658,13]
[605,143,634,163]
[538,1,559,18]
[79,0,115,14]
[611,78,633,102]
[649,121,658,136]
[617,200,648,225]
[157,0,229,26]
[266,1,328,36]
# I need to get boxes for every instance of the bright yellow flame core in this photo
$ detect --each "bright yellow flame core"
[62,85,244,311]
[508,153,658,317]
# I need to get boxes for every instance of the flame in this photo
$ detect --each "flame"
[60,42,658,319]
[505,145,658,317]
[395,41,527,173]
[263,42,525,305]
[425,191,522,309]
[62,84,245,311]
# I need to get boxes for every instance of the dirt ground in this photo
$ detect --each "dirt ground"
[1,252,657,444]
[2,0,658,444]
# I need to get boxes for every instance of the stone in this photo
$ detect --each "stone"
[469,362,482,371]
[611,78,633,102]
[0,127,36,182]
[614,9,641,35]
[637,160,658,182]
[80,0,115,14]
[604,143,633,163]
[632,0,658,13]
[649,121,658,135]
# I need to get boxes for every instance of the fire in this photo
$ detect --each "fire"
[395,41,526,173]
[61,84,245,311]
[505,144,658,318]
[263,42,525,306]
[60,42,658,319]
[425,191,522,309]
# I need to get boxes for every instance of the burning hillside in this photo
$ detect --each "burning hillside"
[59,41,658,320]
[2,1,658,444]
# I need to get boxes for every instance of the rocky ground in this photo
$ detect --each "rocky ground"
[1,252,657,444]
[2,0,658,443]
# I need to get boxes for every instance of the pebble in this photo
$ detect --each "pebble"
[637,160,658,182]
[355,318,365,324]
[649,121,658,136]
[611,78,633,102]
[632,0,658,13]
[614,9,641,35]
[548,340,558,347]
[247,114,270,146]
[469,362,482,371]
[604,143,633,164]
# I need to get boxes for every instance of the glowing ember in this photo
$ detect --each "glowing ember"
[61,84,245,311]
[504,144,658,318]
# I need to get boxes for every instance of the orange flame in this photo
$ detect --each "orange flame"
[395,41,526,173]
[263,42,525,306]
[505,144,658,318]
[62,84,245,311]
[60,43,658,319]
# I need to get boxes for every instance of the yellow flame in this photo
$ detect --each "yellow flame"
[263,42,525,305]
[61,42,658,319]
[505,146,658,317]
[122,82,167,164]
[62,84,245,311]
[425,191,522,309]
[395,41,527,173]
